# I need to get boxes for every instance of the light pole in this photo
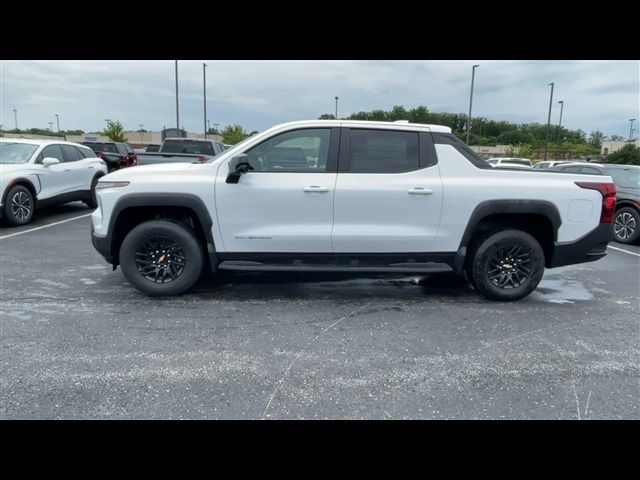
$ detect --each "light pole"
[203,62,208,139]
[334,96,339,119]
[466,64,479,145]
[104,118,111,130]
[629,118,636,142]
[555,100,564,159]
[13,107,18,129]
[175,60,180,133]
[214,123,219,135]
[138,124,144,143]
[48,122,54,133]
[544,82,554,160]
[55,113,60,137]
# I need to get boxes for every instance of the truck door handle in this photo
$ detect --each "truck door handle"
[303,186,330,193]
[408,187,433,195]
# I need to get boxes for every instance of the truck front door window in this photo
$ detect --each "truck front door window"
[245,129,331,172]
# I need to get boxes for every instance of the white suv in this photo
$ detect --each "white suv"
[91,120,616,301]
[0,138,108,225]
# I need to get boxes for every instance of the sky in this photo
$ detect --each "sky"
[1,60,638,139]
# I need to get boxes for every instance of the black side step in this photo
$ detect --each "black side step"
[217,260,453,273]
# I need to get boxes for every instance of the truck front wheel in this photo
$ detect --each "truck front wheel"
[469,229,545,302]
[119,220,204,296]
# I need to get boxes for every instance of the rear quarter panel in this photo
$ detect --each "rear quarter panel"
[433,144,611,251]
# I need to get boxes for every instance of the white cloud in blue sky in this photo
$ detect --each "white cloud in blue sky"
[1,60,638,138]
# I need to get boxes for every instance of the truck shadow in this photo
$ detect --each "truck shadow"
[190,271,478,301]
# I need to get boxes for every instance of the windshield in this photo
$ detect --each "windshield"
[91,143,118,153]
[604,166,640,189]
[162,140,215,155]
[206,134,259,163]
[0,142,38,164]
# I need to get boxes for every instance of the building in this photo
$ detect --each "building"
[601,139,640,156]
[469,145,512,158]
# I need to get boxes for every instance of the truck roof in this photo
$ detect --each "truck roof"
[267,119,452,133]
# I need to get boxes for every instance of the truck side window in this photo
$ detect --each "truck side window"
[245,129,331,172]
[349,129,419,173]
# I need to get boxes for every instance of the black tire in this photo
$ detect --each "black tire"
[612,207,640,245]
[469,229,545,302]
[84,175,102,209]
[3,185,34,226]
[119,220,204,296]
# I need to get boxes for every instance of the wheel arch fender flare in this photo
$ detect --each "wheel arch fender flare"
[2,177,40,205]
[108,192,217,267]
[453,199,562,273]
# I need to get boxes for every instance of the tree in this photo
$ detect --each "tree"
[497,130,534,145]
[318,113,336,120]
[609,135,624,142]
[103,120,128,142]
[605,144,640,165]
[589,130,605,149]
[221,124,249,145]
[506,143,533,158]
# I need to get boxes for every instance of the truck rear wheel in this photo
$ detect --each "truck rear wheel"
[119,220,204,296]
[469,229,545,301]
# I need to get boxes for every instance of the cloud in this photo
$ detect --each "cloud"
[1,60,638,138]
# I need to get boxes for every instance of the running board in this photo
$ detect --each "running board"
[218,260,453,273]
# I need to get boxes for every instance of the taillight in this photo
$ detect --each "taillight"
[575,182,617,223]
[196,155,207,163]
[131,154,138,166]
[96,152,104,159]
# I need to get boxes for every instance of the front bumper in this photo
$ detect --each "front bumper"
[549,223,613,268]
[91,223,113,264]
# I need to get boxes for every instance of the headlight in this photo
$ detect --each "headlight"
[95,181,130,190]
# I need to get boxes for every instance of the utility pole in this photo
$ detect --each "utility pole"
[334,96,339,119]
[466,64,479,145]
[555,100,564,159]
[544,82,554,160]
[55,113,60,137]
[629,118,636,142]
[13,107,18,129]
[48,122,54,132]
[139,124,144,143]
[175,60,180,133]
[203,63,208,139]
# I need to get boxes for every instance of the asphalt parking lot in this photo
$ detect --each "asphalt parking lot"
[1,203,638,419]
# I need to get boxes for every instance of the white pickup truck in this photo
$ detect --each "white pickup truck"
[91,120,616,301]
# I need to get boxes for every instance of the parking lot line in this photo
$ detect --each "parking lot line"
[607,245,640,257]
[0,213,92,240]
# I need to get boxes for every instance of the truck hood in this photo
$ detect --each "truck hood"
[102,162,196,181]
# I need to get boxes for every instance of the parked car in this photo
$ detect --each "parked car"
[136,138,225,165]
[0,138,107,225]
[145,144,161,152]
[533,160,575,169]
[91,120,616,301]
[493,162,533,170]
[82,141,137,172]
[486,157,533,168]
[546,162,640,244]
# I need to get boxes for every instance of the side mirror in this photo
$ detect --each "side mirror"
[226,154,252,184]
[42,157,60,167]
